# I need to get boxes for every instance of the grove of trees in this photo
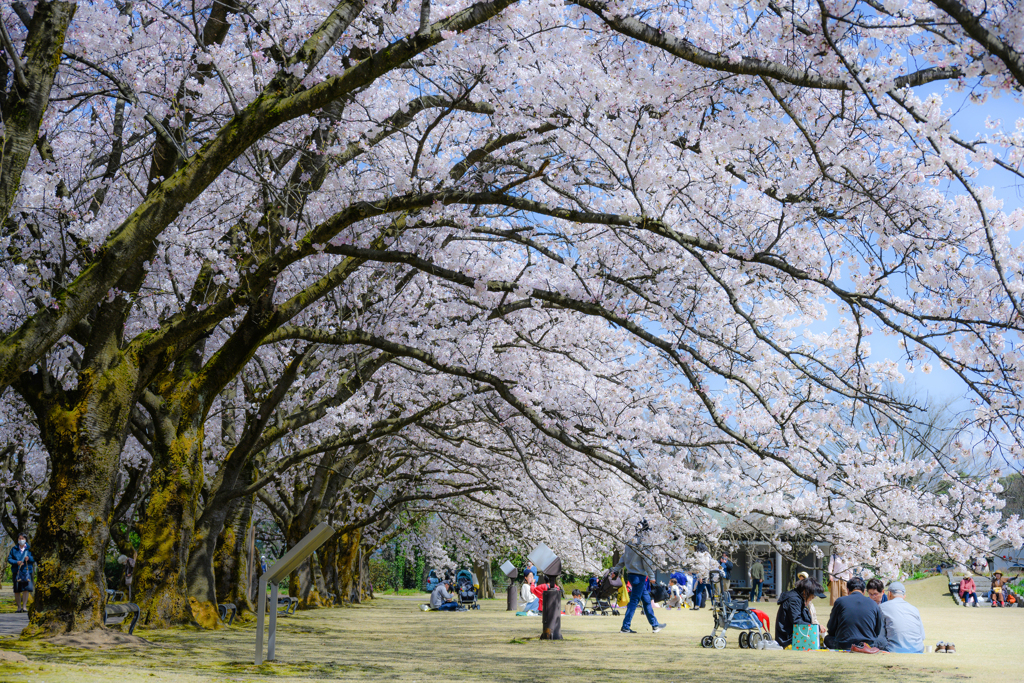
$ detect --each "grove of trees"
[1,0,1023,635]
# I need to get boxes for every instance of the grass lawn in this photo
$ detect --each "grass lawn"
[0,575,1018,682]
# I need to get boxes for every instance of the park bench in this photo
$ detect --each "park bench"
[105,589,126,602]
[218,603,237,625]
[265,593,299,615]
[104,602,140,635]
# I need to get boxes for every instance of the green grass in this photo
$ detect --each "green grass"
[0,576,1018,682]
[371,587,425,596]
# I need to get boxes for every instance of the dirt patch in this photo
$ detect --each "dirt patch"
[0,649,29,661]
[44,628,151,649]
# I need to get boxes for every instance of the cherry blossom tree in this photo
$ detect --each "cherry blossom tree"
[1,0,1024,636]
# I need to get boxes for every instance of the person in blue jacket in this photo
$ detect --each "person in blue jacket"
[8,533,35,613]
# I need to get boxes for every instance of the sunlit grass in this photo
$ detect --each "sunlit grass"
[0,576,1017,682]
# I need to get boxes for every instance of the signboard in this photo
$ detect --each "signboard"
[255,522,336,664]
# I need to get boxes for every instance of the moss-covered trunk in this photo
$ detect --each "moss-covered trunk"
[213,493,257,614]
[185,450,258,621]
[18,353,140,635]
[288,528,329,610]
[133,421,210,628]
[333,530,362,604]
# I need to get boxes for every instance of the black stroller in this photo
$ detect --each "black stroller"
[584,569,622,616]
[455,569,480,609]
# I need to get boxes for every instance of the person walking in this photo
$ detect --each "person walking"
[750,557,765,602]
[611,521,666,634]
[8,533,35,613]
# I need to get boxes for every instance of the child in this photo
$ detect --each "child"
[567,589,585,615]
[665,578,684,609]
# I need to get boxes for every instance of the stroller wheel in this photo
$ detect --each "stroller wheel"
[748,631,763,649]
[738,632,749,649]
[612,609,620,616]
[713,636,727,649]
[700,635,714,648]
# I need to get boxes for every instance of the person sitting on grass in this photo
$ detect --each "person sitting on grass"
[430,580,459,611]
[866,578,889,605]
[878,582,925,653]
[531,575,561,614]
[520,573,539,613]
[959,573,979,607]
[664,577,685,609]
[567,589,585,615]
[824,577,884,651]
[775,577,820,648]
[796,572,827,639]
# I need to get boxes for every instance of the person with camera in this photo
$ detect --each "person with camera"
[611,520,667,634]
[7,533,35,613]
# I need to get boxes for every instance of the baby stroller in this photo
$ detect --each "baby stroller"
[585,569,622,616]
[455,569,480,610]
[700,570,772,649]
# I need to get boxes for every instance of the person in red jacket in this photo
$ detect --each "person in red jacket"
[531,577,560,612]
[959,573,978,607]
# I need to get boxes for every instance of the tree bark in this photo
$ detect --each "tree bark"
[0,1,77,227]
[473,561,495,599]
[213,492,257,615]
[17,351,141,634]
[133,419,210,628]
[333,530,362,604]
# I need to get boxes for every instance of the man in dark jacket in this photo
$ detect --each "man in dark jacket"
[775,577,819,647]
[824,577,884,650]
[720,553,734,593]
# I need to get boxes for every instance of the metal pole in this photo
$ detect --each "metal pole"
[268,582,279,661]
[255,575,267,665]
[507,582,517,611]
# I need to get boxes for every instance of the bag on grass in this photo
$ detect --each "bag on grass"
[792,623,819,651]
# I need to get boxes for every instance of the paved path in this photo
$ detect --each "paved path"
[0,612,27,636]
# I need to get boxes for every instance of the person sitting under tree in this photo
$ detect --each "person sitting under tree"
[878,582,925,653]
[429,580,459,611]
[520,573,539,613]
[824,577,884,651]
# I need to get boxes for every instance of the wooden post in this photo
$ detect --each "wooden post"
[539,587,562,640]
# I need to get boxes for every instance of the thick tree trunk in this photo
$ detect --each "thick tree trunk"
[288,525,329,609]
[213,494,257,615]
[20,353,140,634]
[473,561,495,599]
[134,423,209,628]
[322,539,339,605]
[333,530,362,604]
[185,450,258,622]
